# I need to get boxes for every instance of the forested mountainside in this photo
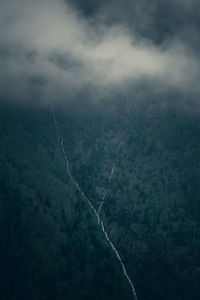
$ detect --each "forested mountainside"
[1,98,200,300]
[0,104,133,300]
[56,98,200,300]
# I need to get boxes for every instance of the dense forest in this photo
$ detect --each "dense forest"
[0,97,200,300]
[57,97,200,300]
[0,103,133,300]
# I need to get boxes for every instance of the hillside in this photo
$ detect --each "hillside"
[0,104,133,300]
[0,98,200,300]
[57,98,200,300]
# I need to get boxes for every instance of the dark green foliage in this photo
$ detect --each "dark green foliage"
[1,99,200,300]
[0,104,132,300]
[57,99,200,300]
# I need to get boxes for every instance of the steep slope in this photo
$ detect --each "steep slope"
[57,99,200,300]
[0,104,133,300]
[1,99,200,300]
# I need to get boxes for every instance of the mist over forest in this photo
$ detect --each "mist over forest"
[0,1,200,300]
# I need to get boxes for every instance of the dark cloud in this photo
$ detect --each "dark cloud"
[69,0,200,44]
[0,0,199,106]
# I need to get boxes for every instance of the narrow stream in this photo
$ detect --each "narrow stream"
[51,107,138,300]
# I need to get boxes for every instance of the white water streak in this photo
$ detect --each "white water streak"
[109,164,116,184]
[51,107,138,300]
[98,189,107,216]
[97,200,104,216]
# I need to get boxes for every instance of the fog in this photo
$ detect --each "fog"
[0,0,199,105]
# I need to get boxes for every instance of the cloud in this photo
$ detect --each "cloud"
[0,0,199,105]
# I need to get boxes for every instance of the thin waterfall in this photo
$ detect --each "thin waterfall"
[51,106,138,300]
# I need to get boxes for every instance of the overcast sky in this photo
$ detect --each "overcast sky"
[0,0,200,105]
